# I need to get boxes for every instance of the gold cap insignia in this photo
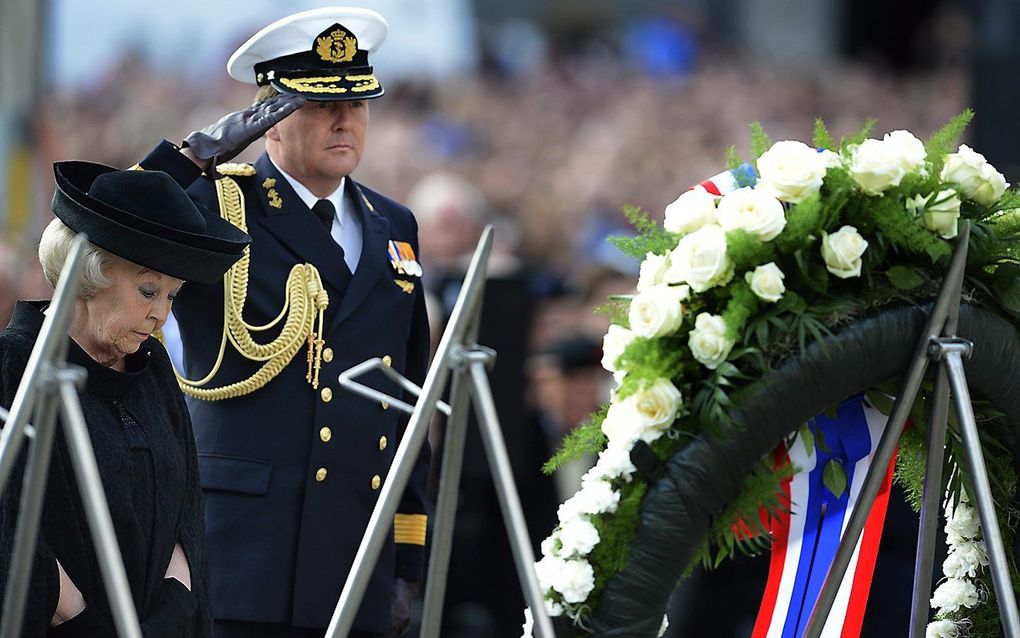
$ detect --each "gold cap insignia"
[315,29,358,64]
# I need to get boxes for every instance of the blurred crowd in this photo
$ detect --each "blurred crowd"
[1,16,971,635]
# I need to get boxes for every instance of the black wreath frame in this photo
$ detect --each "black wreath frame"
[559,302,1020,638]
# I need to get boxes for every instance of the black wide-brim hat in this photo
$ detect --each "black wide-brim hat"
[51,161,251,284]
[227,8,388,101]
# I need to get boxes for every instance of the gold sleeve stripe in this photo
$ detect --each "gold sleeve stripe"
[393,513,427,546]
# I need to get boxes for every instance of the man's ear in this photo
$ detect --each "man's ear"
[266,124,282,142]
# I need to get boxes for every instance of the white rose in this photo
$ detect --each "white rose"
[628,284,687,338]
[756,140,829,203]
[664,187,718,234]
[552,558,596,603]
[591,445,637,482]
[883,130,927,175]
[716,187,787,241]
[941,144,1009,206]
[667,224,734,293]
[601,378,682,446]
[908,189,962,239]
[557,518,601,557]
[688,313,735,370]
[637,252,670,292]
[821,226,868,279]
[930,577,980,613]
[602,324,636,373]
[848,138,907,195]
[746,262,786,303]
[925,620,960,638]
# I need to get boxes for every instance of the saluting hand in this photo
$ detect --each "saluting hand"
[182,93,306,176]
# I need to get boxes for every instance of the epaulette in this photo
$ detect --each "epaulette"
[216,162,256,177]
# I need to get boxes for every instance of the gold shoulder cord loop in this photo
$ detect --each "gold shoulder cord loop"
[169,166,330,401]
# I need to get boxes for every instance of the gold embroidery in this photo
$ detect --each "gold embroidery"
[315,29,358,63]
[394,279,414,294]
[278,74,380,95]
[262,177,276,188]
[217,162,256,177]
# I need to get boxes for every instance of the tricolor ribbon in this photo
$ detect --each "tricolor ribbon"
[752,395,898,638]
[689,164,757,196]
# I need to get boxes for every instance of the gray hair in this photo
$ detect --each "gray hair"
[38,218,115,298]
[254,84,280,104]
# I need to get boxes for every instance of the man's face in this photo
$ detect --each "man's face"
[266,99,369,185]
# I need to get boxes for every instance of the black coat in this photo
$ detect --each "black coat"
[140,143,431,632]
[0,301,211,637]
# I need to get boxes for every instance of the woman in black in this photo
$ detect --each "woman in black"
[0,161,250,636]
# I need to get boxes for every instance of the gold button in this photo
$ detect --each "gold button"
[315,467,328,482]
[371,475,382,490]
[381,400,389,410]
[319,427,332,443]
[321,387,332,403]
[382,355,392,367]
[378,436,388,451]
[322,347,334,363]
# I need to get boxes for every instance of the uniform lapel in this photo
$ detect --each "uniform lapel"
[252,154,352,295]
[332,180,389,327]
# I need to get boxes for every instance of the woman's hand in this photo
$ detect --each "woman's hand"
[164,542,192,591]
[50,560,86,626]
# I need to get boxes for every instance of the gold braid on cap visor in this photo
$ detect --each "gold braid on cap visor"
[278,74,380,95]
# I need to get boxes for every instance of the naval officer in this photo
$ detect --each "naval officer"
[138,7,430,637]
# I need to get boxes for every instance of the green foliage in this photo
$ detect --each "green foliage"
[840,117,875,150]
[587,481,648,604]
[822,459,848,498]
[722,282,758,340]
[595,297,632,327]
[726,230,776,273]
[686,456,794,573]
[892,418,929,513]
[925,108,974,176]
[775,195,823,254]
[608,205,679,260]
[615,337,687,399]
[886,265,928,290]
[750,121,772,160]
[544,407,608,474]
[812,118,836,151]
[726,145,744,171]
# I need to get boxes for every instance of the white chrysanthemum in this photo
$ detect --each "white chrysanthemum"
[663,187,718,234]
[716,187,787,241]
[540,533,560,558]
[557,479,621,523]
[657,614,670,637]
[521,607,534,638]
[545,599,564,617]
[591,445,638,482]
[601,324,636,373]
[688,312,736,370]
[942,541,988,579]
[535,554,564,593]
[945,502,980,544]
[756,140,829,203]
[925,619,960,638]
[552,558,596,603]
[930,578,980,613]
[558,518,601,557]
[637,252,670,292]
[666,224,734,293]
[628,284,688,338]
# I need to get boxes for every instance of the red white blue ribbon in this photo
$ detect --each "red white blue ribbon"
[752,395,898,638]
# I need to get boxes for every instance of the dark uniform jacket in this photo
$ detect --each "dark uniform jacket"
[0,301,211,637]
[140,142,430,632]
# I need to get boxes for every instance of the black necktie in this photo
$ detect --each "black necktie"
[312,199,335,230]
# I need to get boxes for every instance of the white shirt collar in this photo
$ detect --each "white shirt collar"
[268,155,346,226]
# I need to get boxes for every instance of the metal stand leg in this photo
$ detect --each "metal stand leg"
[468,357,555,638]
[419,362,476,637]
[330,225,555,637]
[942,347,1020,635]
